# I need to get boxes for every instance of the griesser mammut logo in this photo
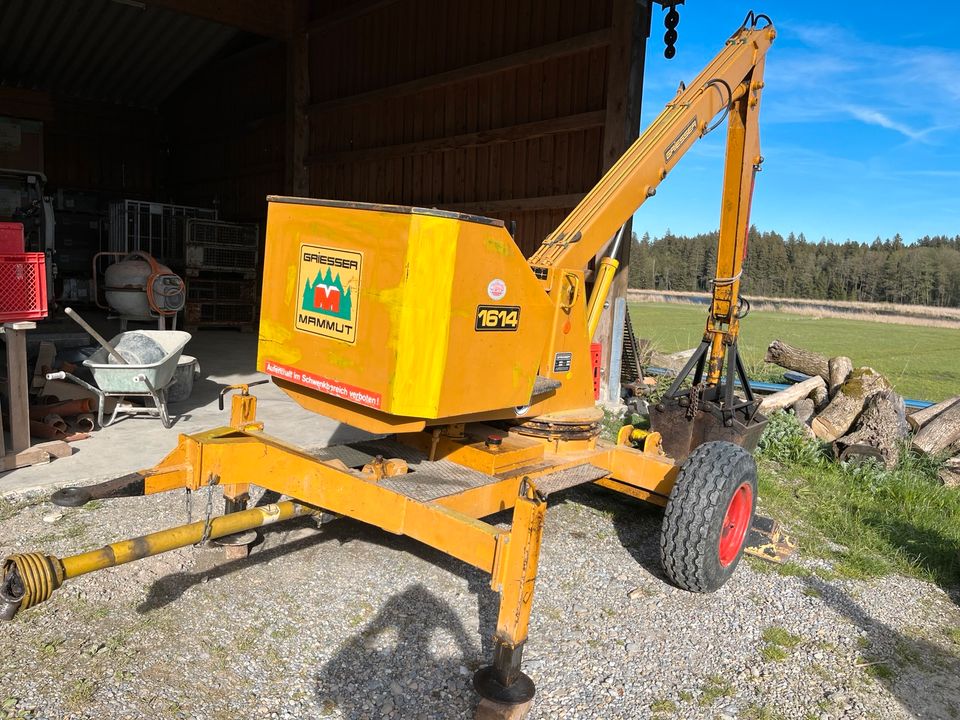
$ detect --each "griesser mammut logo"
[295,244,362,343]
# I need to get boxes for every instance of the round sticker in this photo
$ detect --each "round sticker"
[487,278,507,301]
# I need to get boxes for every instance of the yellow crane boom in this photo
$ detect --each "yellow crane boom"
[533,14,774,401]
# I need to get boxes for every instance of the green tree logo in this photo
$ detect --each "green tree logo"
[302,267,353,320]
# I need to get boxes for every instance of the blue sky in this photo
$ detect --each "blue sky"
[633,3,960,243]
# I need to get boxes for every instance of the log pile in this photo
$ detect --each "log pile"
[761,339,960,480]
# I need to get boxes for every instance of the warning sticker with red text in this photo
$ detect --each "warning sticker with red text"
[264,361,382,409]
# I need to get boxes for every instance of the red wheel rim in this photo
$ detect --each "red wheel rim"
[718,482,753,567]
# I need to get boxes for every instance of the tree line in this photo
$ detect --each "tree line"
[628,228,960,307]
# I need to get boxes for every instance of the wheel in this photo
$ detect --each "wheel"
[660,441,757,592]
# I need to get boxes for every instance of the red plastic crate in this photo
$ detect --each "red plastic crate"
[0,223,24,253]
[590,342,602,400]
[0,253,48,322]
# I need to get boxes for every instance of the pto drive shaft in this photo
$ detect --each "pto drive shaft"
[0,500,315,620]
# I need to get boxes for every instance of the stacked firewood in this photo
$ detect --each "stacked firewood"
[759,340,960,484]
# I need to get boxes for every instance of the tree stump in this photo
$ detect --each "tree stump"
[765,340,830,380]
[833,390,909,468]
[828,356,853,398]
[792,398,815,426]
[911,400,960,457]
[907,396,960,432]
[939,458,960,488]
[811,367,891,442]
[810,384,829,411]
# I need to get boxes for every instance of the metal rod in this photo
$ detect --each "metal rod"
[60,501,313,580]
[1,501,317,619]
[607,222,629,261]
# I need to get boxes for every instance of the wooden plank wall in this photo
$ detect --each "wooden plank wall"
[163,43,287,222]
[0,88,163,197]
[306,0,615,256]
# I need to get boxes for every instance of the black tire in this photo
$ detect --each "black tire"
[660,441,757,593]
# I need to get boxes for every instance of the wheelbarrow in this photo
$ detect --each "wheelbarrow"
[46,330,192,429]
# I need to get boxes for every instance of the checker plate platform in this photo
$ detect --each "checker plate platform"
[313,439,609,504]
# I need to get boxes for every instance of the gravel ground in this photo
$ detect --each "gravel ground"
[1,483,959,720]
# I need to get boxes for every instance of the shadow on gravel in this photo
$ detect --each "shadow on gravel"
[551,484,666,582]
[136,517,338,612]
[316,584,483,719]
[805,576,960,719]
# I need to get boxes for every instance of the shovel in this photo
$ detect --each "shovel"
[64,307,128,365]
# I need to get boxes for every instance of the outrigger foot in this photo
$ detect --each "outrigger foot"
[473,640,535,706]
[473,667,535,705]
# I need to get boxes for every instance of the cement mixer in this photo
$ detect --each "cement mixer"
[94,250,185,329]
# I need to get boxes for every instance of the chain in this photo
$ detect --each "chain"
[185,489,192,523]
[195,474,220,547]
[687,382,705,420]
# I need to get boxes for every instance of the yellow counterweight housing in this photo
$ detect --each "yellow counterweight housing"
[257,197,553,430]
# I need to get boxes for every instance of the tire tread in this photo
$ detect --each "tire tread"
[659,441,756,592]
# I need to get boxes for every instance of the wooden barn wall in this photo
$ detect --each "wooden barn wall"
[0,88,163,196]
[306,0,615,255]
[163,42,287,223]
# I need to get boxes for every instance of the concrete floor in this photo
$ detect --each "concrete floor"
[2,316,371,494]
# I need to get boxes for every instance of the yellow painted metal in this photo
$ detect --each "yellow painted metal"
[529,24,774,274]
[591,442,679,499]
[491,481,546,647]
[594,478,668,508]
[257,200,553,425]
[60,501,313,581]
[399,427,546,475]
[256,26,773,435]
[705,63,766,382]
[222,389,259,504]
[586,257,619,339]
[139,431,506,573]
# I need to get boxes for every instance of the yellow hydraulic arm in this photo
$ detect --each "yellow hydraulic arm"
[531,13,774,381]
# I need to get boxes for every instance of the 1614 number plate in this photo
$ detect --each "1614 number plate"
[475,305,520,331]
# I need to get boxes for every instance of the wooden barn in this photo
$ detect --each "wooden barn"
[0,0,660,362]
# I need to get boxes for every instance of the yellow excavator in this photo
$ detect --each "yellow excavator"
[2,13,774,711]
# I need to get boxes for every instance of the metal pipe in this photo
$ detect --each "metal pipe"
[586,257,620,339]
[74,413,96,433]
[1,500,315,619]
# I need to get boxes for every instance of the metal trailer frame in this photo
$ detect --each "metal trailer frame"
[2,387,676,704]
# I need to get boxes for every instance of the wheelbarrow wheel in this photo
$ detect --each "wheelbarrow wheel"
[660,441,757,593]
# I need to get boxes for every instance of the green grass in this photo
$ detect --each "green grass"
[629,301,960,401]
[946,626,960,645]
[760,644,789,662]
[756,412,960,586]
[862,661,895,681]
[698,675,734,706]
[760,625,801,662]
[742,704,783,720]
[650,698,677,714]
[762,626,802,648]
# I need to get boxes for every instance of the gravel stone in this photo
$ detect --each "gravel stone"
[0,485,958,719]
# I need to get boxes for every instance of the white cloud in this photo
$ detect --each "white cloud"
[764,21,960,142]
[840,104,929,141]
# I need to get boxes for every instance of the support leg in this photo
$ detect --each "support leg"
[216,484,255,559]
[474,480,546,707]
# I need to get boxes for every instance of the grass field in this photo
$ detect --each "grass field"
[629,301,960,402]
[755,413,960,587]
